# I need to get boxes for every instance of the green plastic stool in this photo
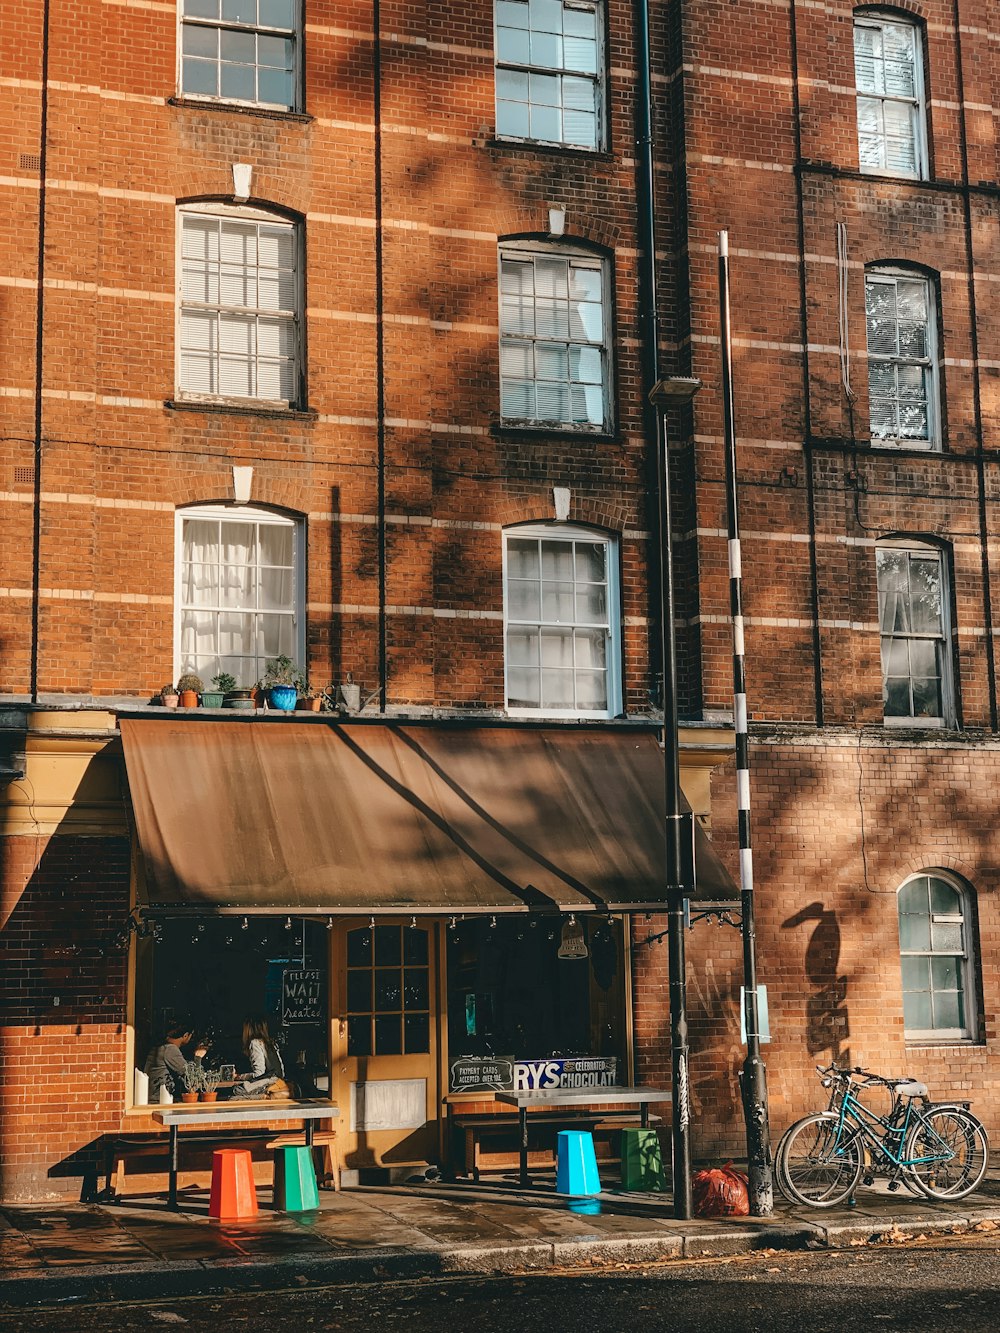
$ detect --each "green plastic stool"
[620,1128,666,1192]
[273,1144,320,1212]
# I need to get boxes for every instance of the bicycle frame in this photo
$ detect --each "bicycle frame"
[827,1081,954,1171]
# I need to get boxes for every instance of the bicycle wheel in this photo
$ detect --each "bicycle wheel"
[778,1113,863,1207]
[905,1108,989,1201]
[773,1124,798,1202]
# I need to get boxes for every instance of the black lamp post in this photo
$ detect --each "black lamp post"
[649,374,701,1221]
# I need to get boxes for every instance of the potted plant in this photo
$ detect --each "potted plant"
[199,1068,223,1103]
[295,678,323,712]
[262,656,302,712]
[176,673,203,708]
[180,1061,204,1104]
[201,672,233,709]
[160,683,179,708]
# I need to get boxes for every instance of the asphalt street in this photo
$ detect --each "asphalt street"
[4,1237,1000,1332]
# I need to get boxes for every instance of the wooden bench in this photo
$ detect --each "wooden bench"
[103,1127,339,1199]
[452,1111,658,1181]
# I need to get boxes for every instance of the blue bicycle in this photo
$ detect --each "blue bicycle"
[777,1064,989,1207]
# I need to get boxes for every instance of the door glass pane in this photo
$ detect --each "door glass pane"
[347,1015,372,1056]
[347,970,371,1013]
[375,925,402,967]
[404,1013,430,1054]
[404,968,429,1010]
[346,928,372,968]
[404,929,429,966]
[374,1016,402,1055]
[375,969,401,1012]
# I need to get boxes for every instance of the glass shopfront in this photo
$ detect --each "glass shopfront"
[445,916,627,1090]
[132,916,329,1107]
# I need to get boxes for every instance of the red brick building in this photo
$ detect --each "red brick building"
[2,0,1000,1200]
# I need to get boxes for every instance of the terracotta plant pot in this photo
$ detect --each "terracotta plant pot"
[295,696,322,712]
[199,1090,218,1102]
[161,693,179,708]
[180,1091,199,1103]
[179,690,199,708]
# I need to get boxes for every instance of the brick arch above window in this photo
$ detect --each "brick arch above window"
[494,207,621,253]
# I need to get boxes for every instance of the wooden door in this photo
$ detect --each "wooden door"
[331,919,440,1168]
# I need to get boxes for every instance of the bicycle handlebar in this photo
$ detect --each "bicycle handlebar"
[815,1063,910,1088]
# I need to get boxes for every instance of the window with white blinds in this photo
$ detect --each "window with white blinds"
[865,269,938,448]
[876,543,952,726]
[499,244,610,429]
[503,525,621,717]
[178,210,300,405]
[854,14,926,179]
[495,0,604,151]
[180,0,299,111]
[176,505,303,687]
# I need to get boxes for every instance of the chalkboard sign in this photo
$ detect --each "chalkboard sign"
[449,1056,515,1093]
[281,968,324,1024]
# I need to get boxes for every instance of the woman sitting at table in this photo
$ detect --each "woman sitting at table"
[237,1016,294,1099]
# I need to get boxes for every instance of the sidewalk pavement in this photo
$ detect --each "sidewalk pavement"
[3,1170,1000,1309]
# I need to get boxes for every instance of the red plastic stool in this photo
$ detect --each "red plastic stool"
[208,1148,259,1221]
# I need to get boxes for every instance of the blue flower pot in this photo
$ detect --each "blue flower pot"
[268,685,298,712]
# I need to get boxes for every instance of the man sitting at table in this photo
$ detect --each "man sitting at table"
[144,1021,195,1102]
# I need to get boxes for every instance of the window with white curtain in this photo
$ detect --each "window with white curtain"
[176,505,303,687]
[897,873,977,1040]
[180,0,300,111]
[876,542,952,726]
[494,0,604,150]
[865,268,938,448]
[503,524,620,717]
[499,243,611,429]
[854,12,927,179]
[178,207,301,405]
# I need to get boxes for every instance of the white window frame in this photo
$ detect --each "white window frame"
[175,203,303,408]
[494,0,606,151]
[502,523,622,719]
[173,503,306,687]
[498,241,613,432]
[875,540,954,729]
[854,11,927,180]
[864,267,940,450]
[897,872,977,1042]
[177,0,301,113]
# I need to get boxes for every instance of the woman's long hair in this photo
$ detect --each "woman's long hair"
[242,1016,272,1054]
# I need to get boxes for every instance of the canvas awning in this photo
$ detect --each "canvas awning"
[120,719,737,916]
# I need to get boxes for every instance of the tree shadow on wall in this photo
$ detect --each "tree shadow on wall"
[782,902,850,1069]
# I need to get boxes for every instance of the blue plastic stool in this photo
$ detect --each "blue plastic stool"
[273,1144,320,1212]
[556,1130,601,1197]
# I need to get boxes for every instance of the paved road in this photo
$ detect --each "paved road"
[4,1238,1000,1331]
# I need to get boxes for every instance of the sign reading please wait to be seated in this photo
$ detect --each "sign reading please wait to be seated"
[449,1055,617,1093]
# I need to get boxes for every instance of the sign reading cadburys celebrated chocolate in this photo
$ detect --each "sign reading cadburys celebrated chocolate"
[449,1055,617,1094]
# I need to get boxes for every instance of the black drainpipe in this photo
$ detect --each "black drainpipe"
[30,0,52,704]
[951,0,997,732]
[373,0,387,712]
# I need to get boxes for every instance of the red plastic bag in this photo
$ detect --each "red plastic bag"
[692,1161,750,1217]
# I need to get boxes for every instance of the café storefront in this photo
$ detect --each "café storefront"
[121,718,735,1177]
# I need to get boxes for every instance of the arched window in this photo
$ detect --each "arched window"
[875,539,953,726]
[177,204,302,407]
[498,241,612,431]
[854,10,927,179]
[865,266,939,449]
[503,523,621,717]
[175,504,304,688]
[897,873,977,1040]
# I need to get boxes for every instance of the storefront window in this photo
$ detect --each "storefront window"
[132,916,328,1106]
[445,916,625,1074]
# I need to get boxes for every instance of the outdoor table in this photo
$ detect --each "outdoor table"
[494,1086,672,1188]
[152,1099,339,1209]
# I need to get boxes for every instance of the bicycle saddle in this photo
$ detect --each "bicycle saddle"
[893,1080,928,1098]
